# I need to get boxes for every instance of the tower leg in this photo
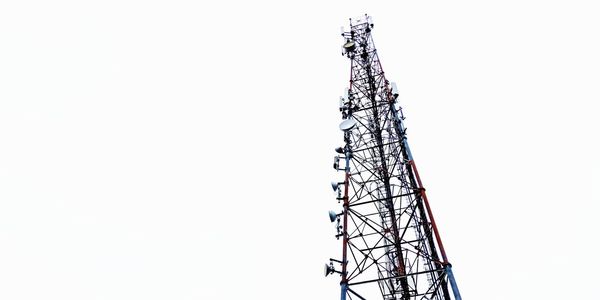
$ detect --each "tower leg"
[446,265,462,300]
[340,283,348,300]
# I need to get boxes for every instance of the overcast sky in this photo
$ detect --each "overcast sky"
[1,1,599,299]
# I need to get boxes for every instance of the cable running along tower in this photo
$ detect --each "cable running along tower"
[326,16,462,300]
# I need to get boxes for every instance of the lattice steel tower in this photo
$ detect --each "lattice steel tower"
[325,16,462,300]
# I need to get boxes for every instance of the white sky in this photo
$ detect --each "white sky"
[1,1,599,299]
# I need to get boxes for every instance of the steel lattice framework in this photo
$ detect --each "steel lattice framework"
[326,16,462,300]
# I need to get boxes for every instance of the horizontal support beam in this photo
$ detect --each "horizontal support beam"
[349,191,420,207]
[348,267,446,286]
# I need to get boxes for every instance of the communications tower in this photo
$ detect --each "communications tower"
[325,16,462,300]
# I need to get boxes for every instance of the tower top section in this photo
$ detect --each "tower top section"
[340,15,375,58]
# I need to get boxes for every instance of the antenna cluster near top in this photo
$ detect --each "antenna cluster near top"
[340,14,374,33]
[339,14,375,58]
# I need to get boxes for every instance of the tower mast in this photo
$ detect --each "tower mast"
[326,16,462,300]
